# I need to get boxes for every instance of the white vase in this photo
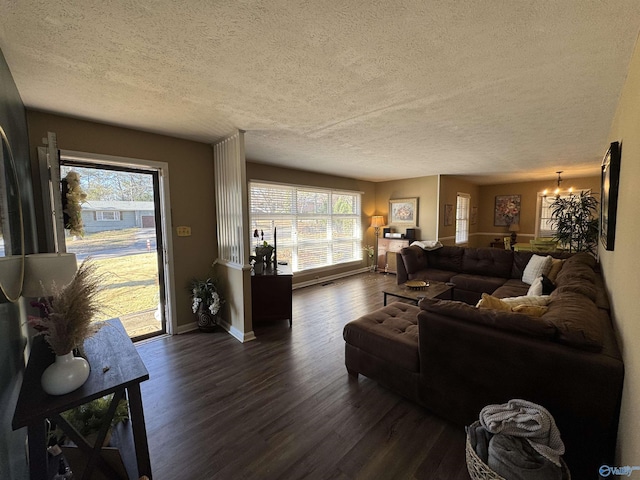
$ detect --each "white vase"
[41,352,90,395]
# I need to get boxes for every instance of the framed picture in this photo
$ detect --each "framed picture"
[444,204,454,226]
[494,194,521,226]
[389,198,418,226]
[601,141,621,251]
[470,206,478,225]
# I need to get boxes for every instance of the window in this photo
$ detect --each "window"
[455,193,470,244]
[249,182,362,272]
[95,210,121,221]
[536,190,590,237]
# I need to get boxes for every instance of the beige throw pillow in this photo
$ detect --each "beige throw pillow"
[501,295,552,307]
[476,293,512,311]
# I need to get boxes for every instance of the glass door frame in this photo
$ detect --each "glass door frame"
[59,149,178,336]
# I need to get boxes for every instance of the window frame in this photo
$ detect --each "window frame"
[455,192,471,245]
[95,210,121,221]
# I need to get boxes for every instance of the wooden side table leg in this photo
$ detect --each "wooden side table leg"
[28,421,48,480]
[128,384,152,479]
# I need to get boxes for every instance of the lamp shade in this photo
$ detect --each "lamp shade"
[508,223,520,232]
[22,253,78,298]
[371,216,385,228]
[0,256,24,301]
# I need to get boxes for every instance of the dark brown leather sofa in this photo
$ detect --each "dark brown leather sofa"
[343,248,623,480]
[396,244,573,303]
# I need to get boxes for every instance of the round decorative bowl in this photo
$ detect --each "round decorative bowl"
[405,280,429,290]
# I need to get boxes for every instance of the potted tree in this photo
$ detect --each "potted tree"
[550,191,599,254]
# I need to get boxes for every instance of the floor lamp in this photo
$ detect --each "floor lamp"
[370,216,385,272]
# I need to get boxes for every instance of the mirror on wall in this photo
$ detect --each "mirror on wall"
[0,125,25,302]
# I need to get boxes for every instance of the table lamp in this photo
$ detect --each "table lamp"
[509,223,520,245]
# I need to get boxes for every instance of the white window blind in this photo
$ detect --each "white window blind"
[456,193,470,244]
[249,182,362,272]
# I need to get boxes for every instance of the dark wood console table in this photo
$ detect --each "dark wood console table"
[12,319,151,480]
[251,265,293,327]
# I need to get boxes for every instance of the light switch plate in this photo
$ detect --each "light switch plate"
[177,226,191,237]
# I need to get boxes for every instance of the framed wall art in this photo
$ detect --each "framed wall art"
[494,194,521,226]
[470,206,478,225]
[444,204,454,226]
[389,198,418,227]
[600,141,621,251]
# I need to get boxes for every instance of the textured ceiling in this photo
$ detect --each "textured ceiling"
[1,1,639,183]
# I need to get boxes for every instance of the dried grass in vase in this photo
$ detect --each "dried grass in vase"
[29,260,106,356]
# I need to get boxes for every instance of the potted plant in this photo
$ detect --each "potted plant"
[190,277,223,331]
[28,260,104,395]
[50,394,129,447]
[550,190,599,254]
[363,245,375,271]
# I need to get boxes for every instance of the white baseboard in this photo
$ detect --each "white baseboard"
[175,321,199,334]
[293,267,370,290]
[217,318,256,343]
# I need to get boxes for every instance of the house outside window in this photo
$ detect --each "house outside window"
[95,210,121,221]
[249,182,362,272]
[456,193,470,244]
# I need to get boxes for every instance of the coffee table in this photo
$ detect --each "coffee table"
[383,280,453,306]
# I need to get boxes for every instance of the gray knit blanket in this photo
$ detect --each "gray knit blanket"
[479,399,565,467]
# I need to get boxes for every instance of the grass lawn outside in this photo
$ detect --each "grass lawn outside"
[66,229,162,338]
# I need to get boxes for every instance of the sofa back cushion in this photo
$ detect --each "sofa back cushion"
[420,298,556,339]
[425,245,464,272]
[462,247,514,278]
[544,291,603,351]
[399,245,429,274]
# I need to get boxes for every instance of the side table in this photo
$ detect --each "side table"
[12,319,152,480]
[251,264,293,327]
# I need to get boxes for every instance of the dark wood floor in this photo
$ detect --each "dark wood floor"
[136,272,470,480]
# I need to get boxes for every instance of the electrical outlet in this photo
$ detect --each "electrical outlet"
[177,226,191,237]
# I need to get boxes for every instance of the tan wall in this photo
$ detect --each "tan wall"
[601,37,640,466]
[246,161,376,285]
[439,176,480,246]
[374,176,439,241]
[26,111,217,328]
[476,176,601,248]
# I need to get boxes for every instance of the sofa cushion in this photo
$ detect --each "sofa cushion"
[343,303,421,372]
[420,298,556,339]
[449,273,507,294]
[426,245,464,272]
[544,292,604,351]
[493,279,530,298]
[461,247,514,278]
[522,255,553,284]
[400,245,429,274]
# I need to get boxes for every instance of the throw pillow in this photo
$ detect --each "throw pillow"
[476,293,512,312]
[541,274,556,295]
[522,254,553,285]
[527,276,544,296]
[547,258,564,282]
[501,295,552,307]
[513,304,548,317]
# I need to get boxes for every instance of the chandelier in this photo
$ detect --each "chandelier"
[543,171,573,203]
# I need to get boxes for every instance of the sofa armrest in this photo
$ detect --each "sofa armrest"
[417,309,623,479]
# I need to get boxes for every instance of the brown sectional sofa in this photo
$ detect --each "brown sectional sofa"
[343,246,623,480]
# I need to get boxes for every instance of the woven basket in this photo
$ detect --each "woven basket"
[465,421,571,480]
